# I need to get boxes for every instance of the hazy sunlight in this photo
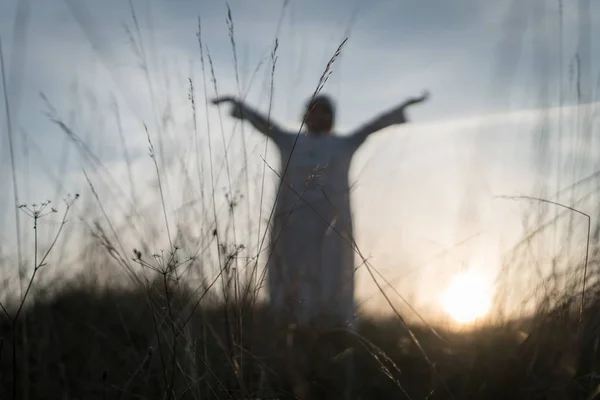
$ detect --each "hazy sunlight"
[441,271,491,324]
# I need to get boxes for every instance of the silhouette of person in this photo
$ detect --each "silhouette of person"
[212,90,429,329]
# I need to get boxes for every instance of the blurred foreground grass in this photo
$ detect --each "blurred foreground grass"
[1,272,599,400]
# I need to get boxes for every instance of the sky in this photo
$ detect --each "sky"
[0,0,599,321]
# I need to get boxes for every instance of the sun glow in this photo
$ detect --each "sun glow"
[441,271,491,324]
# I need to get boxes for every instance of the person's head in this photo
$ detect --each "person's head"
[303,94,335,134]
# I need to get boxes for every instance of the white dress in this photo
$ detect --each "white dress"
[267,131,363,329]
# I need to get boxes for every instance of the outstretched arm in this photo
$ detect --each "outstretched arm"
[212,96,283,138]
[349,90,430,146]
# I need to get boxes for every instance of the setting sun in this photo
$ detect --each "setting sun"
[441,271,491,324]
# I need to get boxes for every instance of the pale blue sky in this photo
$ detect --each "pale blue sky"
[0,0,599,317]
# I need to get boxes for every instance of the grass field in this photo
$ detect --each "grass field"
[0,266,599,399]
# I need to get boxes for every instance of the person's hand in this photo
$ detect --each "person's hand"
[211,96,244,119]
[211,96,236,105]
[384,90,430,125]
[403,90,430,107]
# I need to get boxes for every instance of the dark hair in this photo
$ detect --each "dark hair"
[303,94,336,126]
